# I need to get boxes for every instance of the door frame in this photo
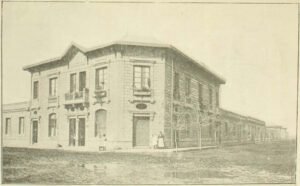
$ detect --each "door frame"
[68,115,87,147]
[69,117,77,146]
[78,118,86,146]
[31,119,39,144]
[132,115,151,148]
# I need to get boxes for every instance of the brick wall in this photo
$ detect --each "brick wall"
[164,50,222,148]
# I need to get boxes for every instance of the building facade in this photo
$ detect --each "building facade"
[219,109,266,145]
[2,40,288,151]
[266,126,288,141]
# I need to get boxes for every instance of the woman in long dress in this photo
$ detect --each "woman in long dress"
[158,131,165,149]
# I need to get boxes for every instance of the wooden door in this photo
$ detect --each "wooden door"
[32,120,38,144]
[78,118,85,146]
[133,117,150,147]
[95,110,107,137]
[69,118,76,146]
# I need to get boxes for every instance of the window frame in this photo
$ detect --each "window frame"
[95,67,108,90]
[185,114,191,137]
[70,73,77,93]
[18,117,25,135]
[33,81,39,99]
[209,87,213,109]
[5,118,11,135]
[133,65,151,91]
[48,113,57,137]
[198,83,203,109]
[49,77,58,97]
[79,71,87,92]
[173,72,180,100]
[185,76,191,97]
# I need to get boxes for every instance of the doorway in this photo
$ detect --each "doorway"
[95,110,107,137]
[133,116,150,147]
[78,118,85,146]
[32,120,38,144]
[69,118,76,146]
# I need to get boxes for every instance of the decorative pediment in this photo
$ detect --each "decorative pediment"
[62,45,88,68]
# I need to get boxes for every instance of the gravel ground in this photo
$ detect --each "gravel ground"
[2,140,296,184]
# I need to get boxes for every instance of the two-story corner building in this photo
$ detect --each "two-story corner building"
[2,40,224,151]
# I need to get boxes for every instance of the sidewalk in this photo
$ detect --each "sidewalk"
[112,145,217,153]
[6,145,217,153]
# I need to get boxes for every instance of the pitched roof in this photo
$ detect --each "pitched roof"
[23,40,226,84]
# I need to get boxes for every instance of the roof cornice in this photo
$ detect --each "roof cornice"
[23,40,225,84]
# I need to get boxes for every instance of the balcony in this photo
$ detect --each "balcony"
[64,88,89,106]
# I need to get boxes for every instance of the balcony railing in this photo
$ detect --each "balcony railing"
[64,88,89,105]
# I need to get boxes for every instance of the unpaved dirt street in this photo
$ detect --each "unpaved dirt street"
[3,141,296,184]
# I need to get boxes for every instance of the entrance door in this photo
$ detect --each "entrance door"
[32,120,38,144]
[69,118,76,146]
[95,110,107,137]
[78,118,85,146]
[133,116,150,147]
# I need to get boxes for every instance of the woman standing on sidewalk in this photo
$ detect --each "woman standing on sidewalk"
[158,131,165,149]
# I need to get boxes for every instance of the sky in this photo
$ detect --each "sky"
[2,2,298,136]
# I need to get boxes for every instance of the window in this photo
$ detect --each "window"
[79,71,86,91]
[19,117,25,135]
[95,67,107,90]
[33,81,39,99]
[209,88,213,108]
[198,83,203,109]
[185,114,191,137]
[225,122,228,135]
[134,66,150,91]
[49,78,58,96]
[48,114,56,137]
[185,77,191,97]
[5,118,11,135]
[209,122,213,138]
[185,77,191,103]
[233,124,236,136]
[70,73,77,93]
[216,91,219,107]
[173,72,180,100]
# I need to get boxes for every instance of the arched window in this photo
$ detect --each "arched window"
[49,113,56,137]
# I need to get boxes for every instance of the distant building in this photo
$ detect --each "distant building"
[2,40,288,151]
[219,109,266,145]
[266,126,288,141]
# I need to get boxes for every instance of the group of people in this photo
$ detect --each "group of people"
[152,131,165,149]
